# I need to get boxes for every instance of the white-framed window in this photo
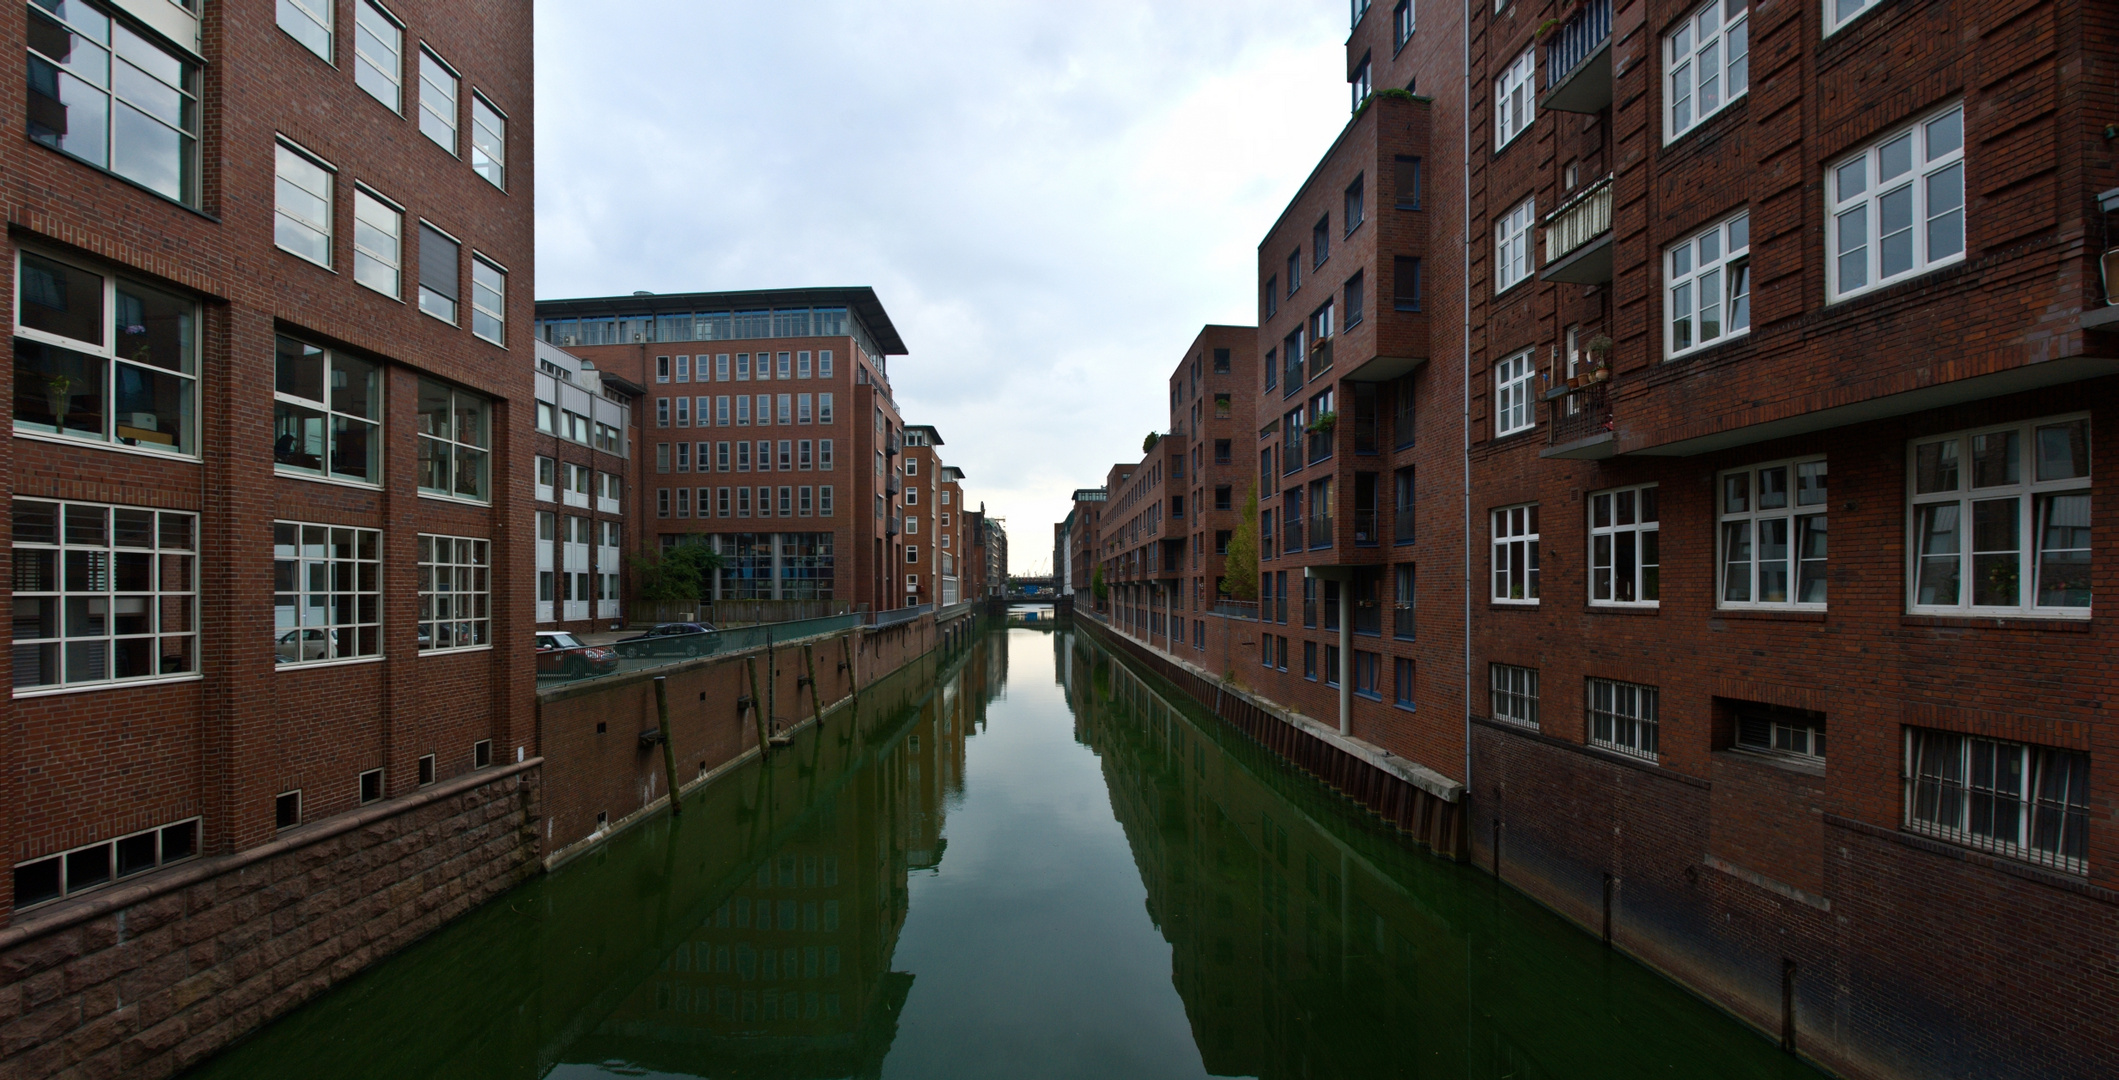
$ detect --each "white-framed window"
[417,380,489,501]
[906,546,920,563]
[274,522,381,665]
[471,256,505,344]
[12,499,196,691]
[470,93,505,189]
[418,47,458,153]
[275,141,333,267]
[1587,678,1659,760]
[353,0,402,111]
[535,455,554,499]
[1827,103,1965,302]
[820,485,834,515]
[1495,48,1535,149]
[1909,416,2090,616]
[14,250,198,455]
[274,335,380,484]
[1665,0,1748,141]
[1667,211,1750,358]
[9,816,199,910]
[1825,0,1885,36]
[1735,706,1825,761]
[278,0,332,59]
[1490,663,1538,727]
[1491,503,1539,603]
[28,0,201,206]
[1495,197,1534,293]
[352,187,402,297]
[1589,484,1659,605]
[819,393,834,423]
[1719,458,1826,608]
[418,535,489,651]
[417,222,459,323]
[1493,349,1535,436]
[1904,727,2088,874]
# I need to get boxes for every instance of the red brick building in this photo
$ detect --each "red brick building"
[532,340,637,634]
[532,288,919,615]
[1166,326,1256,642]
[3,0,538,919]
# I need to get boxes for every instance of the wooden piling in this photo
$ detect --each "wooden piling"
[804,644,824,729]
[653,676,681,816]
[746,656,769,759]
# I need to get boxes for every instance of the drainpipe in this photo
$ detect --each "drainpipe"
[1338,580,1352,736]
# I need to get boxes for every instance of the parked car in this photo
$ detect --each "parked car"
[276,627,334,662]
[613,622,721,659]
[536,631,619,678]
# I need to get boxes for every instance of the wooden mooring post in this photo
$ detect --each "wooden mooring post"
[803,644,824,729]
[653,676,681,815]
[745,656,770,759]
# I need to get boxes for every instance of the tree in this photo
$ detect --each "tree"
[631,541,724,609]
[1091,563,1108,601]
[1222,482,1260,601]
[1142,432,1161,453]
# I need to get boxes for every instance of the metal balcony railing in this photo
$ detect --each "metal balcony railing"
[1308,338,1334,383]
[1352,411,1378,455]
[1545,0,1611,92]
[1274,596,1288,624]
[1308,514,1334,550]
[1394,507,1416,544]
[1283,354,1304,397]
[1352,508,1379,547]
[1214,600,1259,620]
[1308,426,1334,466]
[1547,378,1613,450]
[1543,175,1614,269]
[886,431,902,456]
[887,514,901,536]
[1393,602,1415,640]
[1284,518,1304,555]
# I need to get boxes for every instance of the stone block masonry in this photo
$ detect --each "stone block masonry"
[0,764,539,1080]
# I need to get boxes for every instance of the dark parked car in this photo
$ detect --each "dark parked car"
[537,631,619,678]
[613,622,721,659]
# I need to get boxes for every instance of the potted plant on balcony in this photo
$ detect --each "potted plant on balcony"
[1304,410,1338,434]
[1582,334,1614,383]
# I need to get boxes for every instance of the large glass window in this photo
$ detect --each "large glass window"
[1909,416,2089,616]
[14,250,195,455]
[12,499,195,690]
[1666,211,1749,358]
[352,187,401,297]
[417,47,457,152]
[273,336,379,484]
[1827,103,1964,301]
[353,0,401,110]
[274,141,333,267]
[1590,484,1659,605]
[274,522,381,665]
[27,0,199,204]
[1826,0,1883,35]
[418,223,458,323]
[418,534,489,652]
[1904,728,2088,874]
[1493,349,1534,436]
[1588,678,1659,759]
[1495,197,1534,293]
[277,0,330,58]
[1495,47,1534,149]
[470,93,505,188]
[1665,0,1748,141]
[1490,663,1538,727]
[471,256,505,344]
[417,380,489,501]
[1719,457,1826,608]
[1491,504,1539,603]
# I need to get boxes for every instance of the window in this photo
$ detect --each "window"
[820,486,834,515]
[418,535,489,652]
[1393,155,1421,210]
[1904,728,2088,873]
[1263,277,1278,320]
[351,188,402,297]
[470,93,505,188]
[1343,176,1365,236]
[1491,664,1537,727]
[353,0,401,110]
[819,393,834,423]
[656,488,669,517]
[1214,485,1232,511]
[1735,705,1825,760]
[1493,349,1534,437]
[1667,0,1749,141]
[1826,0,1885,35]
[1392,657,1414,705]
[418,47,458,153]
[470,257,505,344]
[14,251,197,455]
[1827,103,1965,301]
[278,0,331,57]
[9,817,198,910]
[1720,458,1827,607]
[820,439,834,469]
[1589,485,1660,605]
[1303,640,1318,680]
[536,401,554,432]
[29,0,201,205]
[1349,55,1371,113]
[1393,256,1422,312]
[1667,211,1750,357]
[1214,348,1231,374]
[1495,197,1534,293]
[12,499,196,690]
[274,522,381,665]
[1287,250,1301,295]
[1393,0,1414,50]
[274,336,380,484]
[418,223,459,323]
[1353,650,1380,698]
[1587,678,1658,759]
[1495,48,1535,149]
[1492,504,1539,603]
[417,380,489,501]
[906,546,919,563]
[275,142,333,267]
[1313,216,1331,268]
[1343,272,1364,328]
[1909,416,2090,615]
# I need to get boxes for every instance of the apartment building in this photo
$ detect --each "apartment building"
[900,425,946,606]
[531,288,917,613]
[4,0,536,918]
[1166,326,1257,652]
[938,464,966,605]
[1066,487,1107,607]
[532,341,637,633]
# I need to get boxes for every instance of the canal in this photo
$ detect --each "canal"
[186,622,1818,1080]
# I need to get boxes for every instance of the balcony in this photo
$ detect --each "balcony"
[1540,0,1612,114]
[886,431,902,456]
[1394,507,1415,545]
[1540,175,1614,285]
[887,514,902,536]
[1213,599,1259,620]
[1542,378,1615,460]
[1352,508,1380,547]
[1308,514,1334,550]
[886,475,901,495]
[1308,338,1334,383]
[1274,596,1288,624]
[1284,517,1304,555]
[1393,601,1415,640]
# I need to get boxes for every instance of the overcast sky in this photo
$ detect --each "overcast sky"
[535,2,1351,575]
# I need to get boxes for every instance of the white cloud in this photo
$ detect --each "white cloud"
[536,1,1351,573]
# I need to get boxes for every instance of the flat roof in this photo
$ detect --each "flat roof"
[533,286,908,355]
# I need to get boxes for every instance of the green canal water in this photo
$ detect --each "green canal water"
[186,622,1818,1080]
